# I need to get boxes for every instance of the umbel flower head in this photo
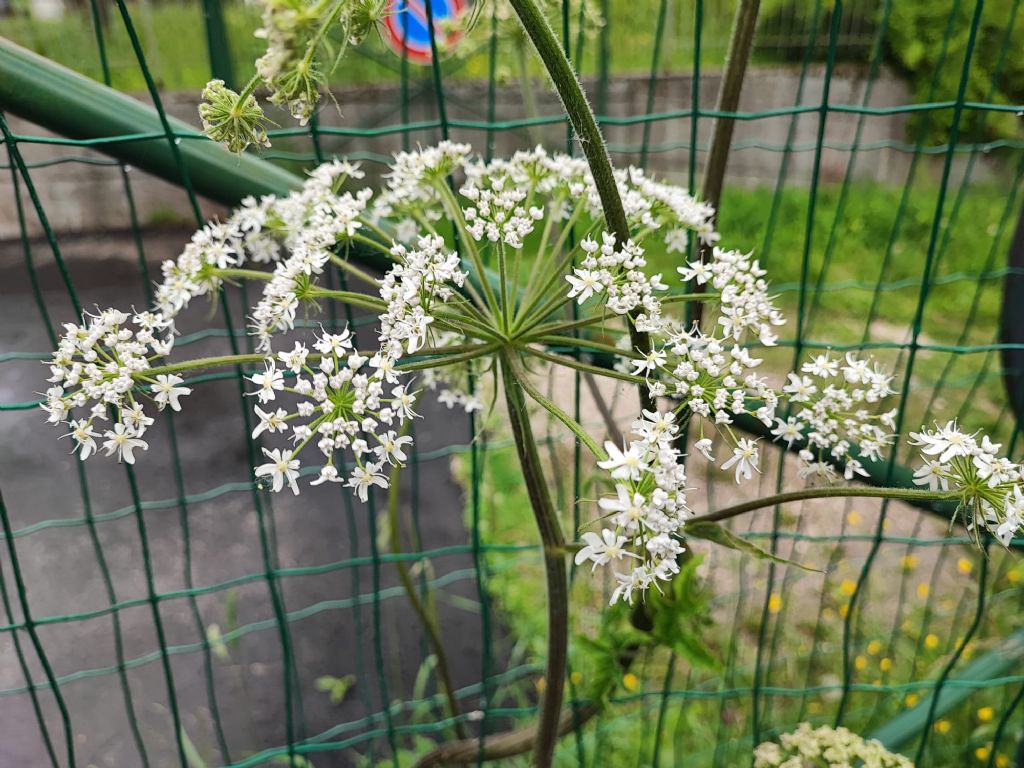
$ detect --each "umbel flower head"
[198,79,274,154]
[42,308,185,464]
[249,326,417,499]
[754,723,912,768]
[581,410,690,605]
[910,420,1024,546]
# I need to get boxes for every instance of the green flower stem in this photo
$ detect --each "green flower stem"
[519,313,614,338]
[384,440,468,740]
[535,334,641,359]
[235,73,261,103]
[328,254,381,288]
[507,353,606,460]
[348,232,394,258]
[212,267,273,282]
[525,346,647,385]
[663,292,719,305]
[507,0,653,412]
[143,353,268,377]
[690,487,963,526]
[431,181,501,320]
[307,288,388,312]
[396,342,502,372]
[432,311,502,342]
[302,0,348,66]
[141,343,493,380]
[499,352,569,768]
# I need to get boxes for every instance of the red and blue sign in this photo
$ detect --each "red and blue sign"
[382,0,466,65]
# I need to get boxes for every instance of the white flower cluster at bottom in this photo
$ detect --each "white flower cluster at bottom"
[576,410,691,605]
[754,723,912,768]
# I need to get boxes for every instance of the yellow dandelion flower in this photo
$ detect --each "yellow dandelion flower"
[570,671,583,686]
[901,554,919,571]
[997,754,1010,767]
[839,604,850,618]
[934,719,951,734]
[925,634,940,650]
[975,746,990,761]
[867,640,883,655]
[854,655,868,671]
[905,693,920,707]
[768,594,783,614]
[840,580,857,597]
[958,558,973,574]
[880,658,892,672]
[917,583,930,599]
[977,706,994,722]
[847,512,862,525]
[622,673,640,692]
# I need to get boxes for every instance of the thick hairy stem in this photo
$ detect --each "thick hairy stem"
[385,456,467,740]
[506,0,653,412]
[499,352,568,768]
[691,0,760,328]
[691,486,962,525]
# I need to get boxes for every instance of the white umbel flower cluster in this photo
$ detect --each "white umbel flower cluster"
[43,308,185,464]
[677,247,785,347]
[910,421,1024,546]
[250,326,417,500]
[249,187,373,349]
[754,723,913,768]
[641,325,777,484]
[379,235,468,355]
[774,352,898,482]
[578,410,690,605]
[566,233,668,331]
[154,160,367,323]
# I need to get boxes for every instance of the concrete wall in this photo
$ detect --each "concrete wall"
[0,66,1003,241]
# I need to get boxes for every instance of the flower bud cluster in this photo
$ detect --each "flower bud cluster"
[43,308,186,464]
[461,176,544,248]
[910,421,1024,545]
[754,723,912,768]
[578,410,690,605]
[773,352,897,482]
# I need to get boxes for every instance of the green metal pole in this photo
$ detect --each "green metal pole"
[0,39,298,205]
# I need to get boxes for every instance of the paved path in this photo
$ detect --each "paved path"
[0,236,501,767]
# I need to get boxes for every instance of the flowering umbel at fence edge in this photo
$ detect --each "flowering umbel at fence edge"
[37,0,1021,765]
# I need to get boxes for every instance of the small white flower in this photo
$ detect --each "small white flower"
[102,423,149,464]
[255,447,300,495]
[151,374,192,412]
[597,441,647,481]
[347,463,388,502]
[721,438,760,483]
[573,529,637,571]
[251,363,285,403]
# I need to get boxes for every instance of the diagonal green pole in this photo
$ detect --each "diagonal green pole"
[0,39,298,204]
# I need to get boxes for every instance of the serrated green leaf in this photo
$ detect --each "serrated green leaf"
[686,521,822,572]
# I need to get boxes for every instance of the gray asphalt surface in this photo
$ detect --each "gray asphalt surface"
[0,233,504,767]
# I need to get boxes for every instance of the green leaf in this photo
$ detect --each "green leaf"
[686,521,822,572]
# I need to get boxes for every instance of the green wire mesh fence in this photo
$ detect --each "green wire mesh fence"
[1,0,1024,765]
